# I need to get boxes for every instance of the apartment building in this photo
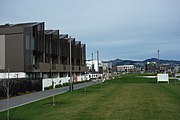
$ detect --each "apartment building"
[0,22,86,79]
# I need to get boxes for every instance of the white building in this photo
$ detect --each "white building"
[116,65,134,73]
[86,60,102,72]
[86,60,113,80]
[174,65,180,73]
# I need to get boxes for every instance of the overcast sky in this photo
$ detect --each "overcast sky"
[1,0,180,61]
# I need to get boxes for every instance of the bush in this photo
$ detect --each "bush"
[55,84,62,88]
[44,86,53,90]
[63,82,70,86]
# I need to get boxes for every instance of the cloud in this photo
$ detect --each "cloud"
[0,0,180,60]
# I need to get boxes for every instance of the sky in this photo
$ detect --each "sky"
[0,0,180,61]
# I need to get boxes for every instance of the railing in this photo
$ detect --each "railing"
[33,63,87,72]
[33,63,50,72]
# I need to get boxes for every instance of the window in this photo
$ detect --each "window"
[31,37,34,50]
[25,34,30,50]
[33,55,35,66]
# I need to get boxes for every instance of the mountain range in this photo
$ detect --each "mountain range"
[109,58,180,67]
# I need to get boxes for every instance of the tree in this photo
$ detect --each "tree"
[1,73,19,120]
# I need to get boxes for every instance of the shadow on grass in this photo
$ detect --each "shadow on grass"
[43,102,65,107]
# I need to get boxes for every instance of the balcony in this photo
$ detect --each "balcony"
[72,66,87,72]
[32,63,86,73]
[80,66,87,72]
[33,62,50,72]
[55,64,70,72]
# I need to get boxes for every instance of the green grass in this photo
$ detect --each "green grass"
[0,74,180,120]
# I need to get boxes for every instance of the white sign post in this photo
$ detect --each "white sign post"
[157,74,169,83]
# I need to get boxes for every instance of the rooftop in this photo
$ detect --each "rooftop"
[0,22,43,28]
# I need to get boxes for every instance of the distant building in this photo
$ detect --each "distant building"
[116,65,134,73]
[101,62,112,79]
[159,64,171,73]
[145,62,159,73]
[86,60,102,73]
[134,66,144,73]
[174,65,180,73]
[86,60,112,79]
[102,62,112,73]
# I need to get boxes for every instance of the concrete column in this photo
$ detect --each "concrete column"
[58,55,60,64]
[43,53,45,63]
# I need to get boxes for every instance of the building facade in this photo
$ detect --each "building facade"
[86,60,103,73]
[116,65,134,73]
[145,62,159,73]
[0,22,86,79]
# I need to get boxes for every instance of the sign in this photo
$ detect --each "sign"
[157,74,169,83]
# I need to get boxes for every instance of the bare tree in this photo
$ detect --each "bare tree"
[1,73,19,120]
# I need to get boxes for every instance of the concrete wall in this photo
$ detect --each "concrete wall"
[5,34,24,72]
[42,74,102,91]
[0,35,5,70]
[42,77,69,91]
[0,72,26,79]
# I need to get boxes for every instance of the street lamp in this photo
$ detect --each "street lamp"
[7,67,10,120]
[69,36,73,92]
[50,36,55,106]
[157,50,160,73]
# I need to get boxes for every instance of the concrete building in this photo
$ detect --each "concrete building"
[102,62,112,79]
[145,62,159,73]
[0,22,86,79]
[116,65,134,73]
[174,65,180,73]
[86,60,102,73]
[86,60,112,79]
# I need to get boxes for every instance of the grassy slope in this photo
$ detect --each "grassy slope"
[0,74,179,120]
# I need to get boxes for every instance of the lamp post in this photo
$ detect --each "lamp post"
[7,67,10,120]
[50,37,55,106]
[157,50,159,60]
[69,36,73,92]
[157,50,160,73]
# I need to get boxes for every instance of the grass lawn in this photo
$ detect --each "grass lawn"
[0,74,180,120]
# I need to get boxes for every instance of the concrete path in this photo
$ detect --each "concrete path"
[0,81,98,112]
[169,77,180,81]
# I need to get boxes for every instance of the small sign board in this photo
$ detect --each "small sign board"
[157,74,169,83]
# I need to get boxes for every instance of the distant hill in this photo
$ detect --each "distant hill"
[109,58,180,66]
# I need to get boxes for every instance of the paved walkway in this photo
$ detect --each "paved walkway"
[169,77,180,81]
[0,81,98,112]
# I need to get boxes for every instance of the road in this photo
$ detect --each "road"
[0,80,99,112]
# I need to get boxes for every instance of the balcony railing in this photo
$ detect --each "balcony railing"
[33,63,86,72]
[33,62,50,72]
